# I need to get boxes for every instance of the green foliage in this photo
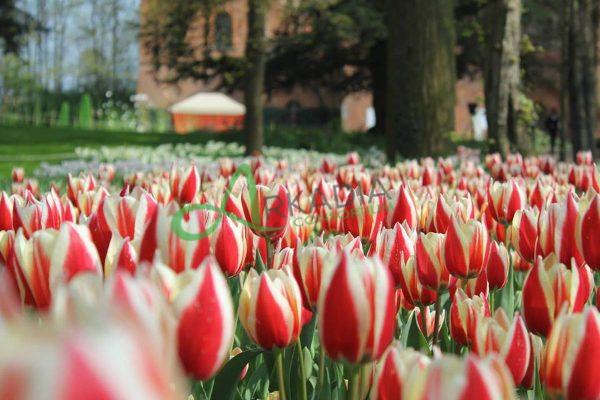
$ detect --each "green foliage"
[154,109,172,133]
[33,96,42,126]
[57,102,71,127]
[0,0,38,54]
[266,0,386,93]
[78,94,94,129]
[209,349,263,400]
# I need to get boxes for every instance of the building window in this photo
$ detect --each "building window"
[215,12,232,51]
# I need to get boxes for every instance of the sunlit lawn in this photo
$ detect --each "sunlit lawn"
[0,124,243,178]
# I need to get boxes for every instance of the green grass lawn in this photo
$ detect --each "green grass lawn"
[0,123,483,182]
[0,124,248,178]
[0,123,394,180]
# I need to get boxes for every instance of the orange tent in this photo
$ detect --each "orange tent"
[169,92,245,134]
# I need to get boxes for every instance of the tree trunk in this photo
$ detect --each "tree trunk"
[564,0,598,159]
[568,0,584,155]
[560,0,569,160]
[385,0,455,161]
[580,0,598,158]
[244,0,267,156]
[483,0,523,157]
[370,39,386,136]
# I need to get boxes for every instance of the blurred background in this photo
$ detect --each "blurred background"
[0,0,597,169]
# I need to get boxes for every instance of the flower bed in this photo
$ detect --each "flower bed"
[0,148,597,399]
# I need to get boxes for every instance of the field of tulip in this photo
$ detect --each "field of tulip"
[0,146,598,400]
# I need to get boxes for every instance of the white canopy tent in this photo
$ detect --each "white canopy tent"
[169,92,246,116]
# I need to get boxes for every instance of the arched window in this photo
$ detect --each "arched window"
[215,12,232,51]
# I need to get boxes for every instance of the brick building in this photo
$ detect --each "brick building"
[136,0,487,135]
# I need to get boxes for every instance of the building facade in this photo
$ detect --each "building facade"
[136,0,488,135]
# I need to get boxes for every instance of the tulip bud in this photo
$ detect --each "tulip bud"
[444,217,489,279]
[12,228,58,309]
[529,179,551,210]
[372,342,430,400]
[173,257,234,380]
[103,189,158,241]
[577,192,600,270]
[398,257,437,307]
[0,230,14,266]
[372,222,415,287]
[342,189,384,242]
[318,251,395,363]
[404,354,515,399]
[510,208,539,263]
[576,150,593,165]
[415,232,449,291]
[487,179,526,223]
[0,191,13,231]
[87,207,112,265]
[449,269,489,299]
[11,167,24,183]
[156,206,211,273]
[66,173,96,204]
[242,184,290,241]
[270,244,294,270]
[170,164,200,204]
[50,222,103,287]
[239,267,303,349]
[280,211,314,249]
[542,307,600,400]
[474,309,531,386]
[418,197,436,233]
[486,241,509,290]
[386,184,418,229]
[104,271,175,359]
[538,192,584,266]
[511,250,532,272]
[293,243,327,309]
[521,333,543,389]
[325,233,364,256]
[522,255,593,336]
[346,151,360,165]
[104,235,138,276]
[415,305,445,338]
[42,189,63,230]
[212,215,247,277]
[450,288,490,347]
[0,317,186,399]
[433,193,474,234]
[12,195,44,238]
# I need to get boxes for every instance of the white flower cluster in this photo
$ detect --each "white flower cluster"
[34,141,348,179]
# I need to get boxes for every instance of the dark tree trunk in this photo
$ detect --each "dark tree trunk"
[580,0,598,159]
[568,0,585,155]
[483,0,523,157]
[560,0,569,160]
[564,0,598,159]
[370,39,387,136]
[385,0,455,161]
[244,0,267,156]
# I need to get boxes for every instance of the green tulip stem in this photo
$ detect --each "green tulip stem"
[348,366,360,400]
[432,292,442,348]
[296,341,308,400]
[419,305,429,340]
[317,346,326,394]
[275,349,287,400]
[267,239,275,269]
